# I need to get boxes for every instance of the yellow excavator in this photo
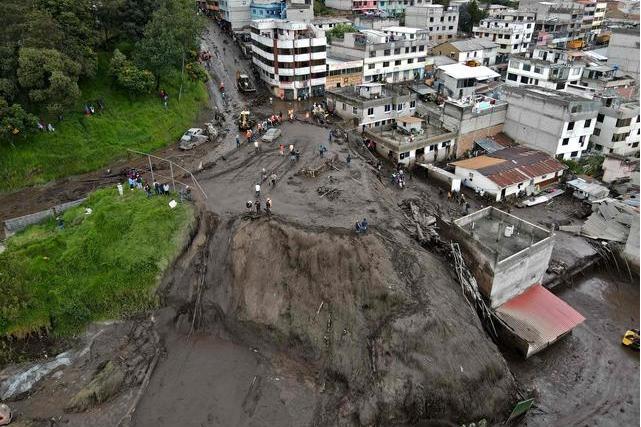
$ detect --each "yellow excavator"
[622,329,640,350]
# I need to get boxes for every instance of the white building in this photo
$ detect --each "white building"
[591,97,640,156]
[251,20,327,100]
[328,29,429,84]
[431,39,498,66]
[434,63,500,100]
[503,86,601,160]
[506,47,584,91]
[219,0,252,30]
[312,17,352,31]
[404,4,460,42]
[450,146,567,201]
[473,10,535,61]
[326,83,418,130]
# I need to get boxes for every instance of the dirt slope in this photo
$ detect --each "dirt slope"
[200,218,515,424]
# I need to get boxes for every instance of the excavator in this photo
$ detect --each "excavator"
[237,110,256,131]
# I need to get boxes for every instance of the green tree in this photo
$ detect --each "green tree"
[136,0,203,89]
[326,24,357,43]
[0,97,38,141]
[17,48,81,113]
[464,0,487,33]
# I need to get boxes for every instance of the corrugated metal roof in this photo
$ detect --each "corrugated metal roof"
[486,169,530,187]
[496,284,585,356]
[475,138,505,153]
[451,156,505,169]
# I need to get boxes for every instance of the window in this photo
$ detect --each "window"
[369,51,376,58]
[562,138,569,145]
[616,117,632,127]
[384,49,390,55]
[342,103,346,111]
[367,107,374,115]
[593,128,601,136]
[633,142,639,147]
[567,121,575,130]
[612,132,630,142]
[408,58,414,64]
[368,64,374,69]
[594,144,602,151]
[597,113,604,122]
[522,63,531,71]
[584,119,592,128]
[534,66,541,74]
[385,104,391,112]
[352,107,357,114]
[397,103,402,110]
[579,135,585,146]
[410,100,416,108]
[395,60,401,65]
[394,48,401,54]
[507,73,517,81]
[419,45,425,51]
[383,61,389,67]
[571,151,578,157]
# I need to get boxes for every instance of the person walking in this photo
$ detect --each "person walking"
[255,198,262,214]
[346,154,352,167]
[255,183,261,198]
[236,134,240,149]
[254,140,259,153]
[270,173,277,186]
[279,144,285,156]
[265,197,272,215]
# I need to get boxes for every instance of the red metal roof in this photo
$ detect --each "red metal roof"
[495,284,585,357]
[486,169,530,188]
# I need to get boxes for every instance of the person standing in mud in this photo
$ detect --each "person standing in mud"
[265,198,272,215]
[270,173,277,186]
[255,198,262,214]
[236,134,240,149]
[255,183,261,198]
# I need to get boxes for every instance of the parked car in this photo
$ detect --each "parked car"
[261,128,281,142]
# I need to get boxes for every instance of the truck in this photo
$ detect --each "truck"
[236,72,256,93]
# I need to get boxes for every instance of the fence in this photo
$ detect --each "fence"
[3,198,87,238]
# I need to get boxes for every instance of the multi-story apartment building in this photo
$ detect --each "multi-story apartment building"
[325,0,378,12]
[326,83,418,130]
[591,96,640,156]
[434,63,500,100]
[431,39,498,66]
[250,0,286,20]
[519,1,586,48]
[576,0,607,41]
[503,86,600,160]
[353,15,400,30]
[328,29,429,83]
[219,0,252,30]
[251,20,327,100]
[404,4,460,42]
[506,47,584,90]
[473,10,535,62]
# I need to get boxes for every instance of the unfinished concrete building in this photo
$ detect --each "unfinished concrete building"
[450,207,585,357]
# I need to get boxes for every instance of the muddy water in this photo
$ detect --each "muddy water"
[508,273,639,426]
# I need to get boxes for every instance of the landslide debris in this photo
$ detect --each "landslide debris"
[217,218,515,424]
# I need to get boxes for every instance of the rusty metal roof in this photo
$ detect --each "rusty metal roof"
[496,284,585,357]
[451,156,505,169]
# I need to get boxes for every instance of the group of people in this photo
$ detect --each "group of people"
[237,113,284,148]
[124,168,188,200]
[198,50,214,70]
[391,169,406,189]
[84,99,104,116]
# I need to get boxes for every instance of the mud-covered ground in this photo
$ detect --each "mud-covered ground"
[1,19,638,427]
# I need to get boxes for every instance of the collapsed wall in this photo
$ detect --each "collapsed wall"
[219,218,515,424]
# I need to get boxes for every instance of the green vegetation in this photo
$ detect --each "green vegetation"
[326,24,358,43]
[0,54,207,191]
[0,188,194,338]
[563,154,605,177]
[458,0,488,33]
[314,0,341,16]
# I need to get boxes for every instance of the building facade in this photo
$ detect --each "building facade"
[219,0,252,30]
[326,83,417,129]
[250,0,286,20]
[503,86,600,160]
[591,97,640,156]
[506,47,585,90]
[325,58,363,88]
[251,20,327,100]
[328,29,429,84]
[607,28,641,81]
[473,10,535,61]
[434,63,500,100]
[404,5,460,42]
[431,39,498,66]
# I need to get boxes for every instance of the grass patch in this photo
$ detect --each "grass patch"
[0,53,208,192]
[0,188,194,338]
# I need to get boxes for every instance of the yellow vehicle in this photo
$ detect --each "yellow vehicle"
[622,329,640,350]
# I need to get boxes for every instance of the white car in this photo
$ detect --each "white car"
[261,128,281,142]
[179,128,209,150]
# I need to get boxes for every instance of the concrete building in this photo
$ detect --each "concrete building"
[575,0,607,41]
[250,0,286,20]
[434,63,500,100]
[312,17,352,31]
[328,29,429,83]
[325,57,363,88]
[452,206,555,308]
[573,62,637,94]
[506,47,585,90]
[219,0,252,30]
[503,86,600,160]
[487,4,511,15]
[404,4,460,42]
[431,39,498,66]
[449,206,584,358]
[601,154,640,183]
[607,27,641,81]
[520,1,586,48]
[473,10,536,62]
[450,146,567,201]
[251,20,327,100]
[352,16,400,30]
[285,0,314,22]
[326,83,417,129]
[440,96,508,158]
[325,0,377,11]
[591,96,640,155]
